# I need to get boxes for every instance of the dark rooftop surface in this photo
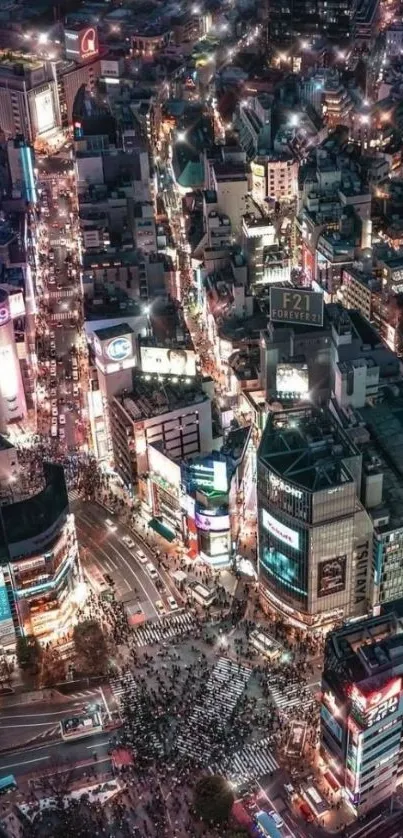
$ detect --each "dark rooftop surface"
[259,406,357,492]
[94,323,134,341]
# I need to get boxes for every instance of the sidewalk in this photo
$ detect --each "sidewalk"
[0,687,67,709]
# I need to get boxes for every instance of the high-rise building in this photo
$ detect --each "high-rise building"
[0,457,81,647]
[321,613,403,816]
[0,55,60,142]
[257,405,373,630]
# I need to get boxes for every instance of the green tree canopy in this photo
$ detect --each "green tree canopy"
[73,619,109,675]
[193,774,235,824]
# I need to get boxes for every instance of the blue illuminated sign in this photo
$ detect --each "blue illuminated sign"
[106,336,132,362]
[0,571,12,622]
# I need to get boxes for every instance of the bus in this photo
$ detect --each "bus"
[302,784,329,817]
[249,629,283,662]
[85,565,114,602]
[0,775,17,794]
[60,711,103,742]
[286,720,307,756]
[254,810,282,838]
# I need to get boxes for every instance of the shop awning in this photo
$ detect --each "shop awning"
[148,518,176,542]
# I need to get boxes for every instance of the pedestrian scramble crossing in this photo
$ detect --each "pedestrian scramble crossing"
[176,657,251,765]
[210,737,279,783]
[131,611,198,647]
[109,671,163,754]
[269,680,318,716]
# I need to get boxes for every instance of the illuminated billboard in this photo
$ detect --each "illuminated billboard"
[317,555,347,598]
[65,26,99,62]
[140,346,197,377]
[350,678,401,729]
[270,287,324,327]
[276,363,309,398]
[321,704,342,743]
[195,512,230,532]
[260,546,307,597]
[261,508,299,550]
[183,459,228,494]
[35,89,55,135]
[106,336,132,362]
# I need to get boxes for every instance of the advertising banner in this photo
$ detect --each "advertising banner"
[140,346,196,377]
[270,287,324,327]
[262,508,299,550]
[317,555,347,598]
[35,89,55,134]
[276,363,309,397]
[195,512,230,532]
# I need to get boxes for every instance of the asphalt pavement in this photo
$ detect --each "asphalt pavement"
[73,499,180,619]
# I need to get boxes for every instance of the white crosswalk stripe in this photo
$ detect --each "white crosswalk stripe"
[211,737,279,782]
[68,489,80,502]
[269,681,317,715]
[131,611,198,647]
[175,657,252,764]
[109,672,162,754]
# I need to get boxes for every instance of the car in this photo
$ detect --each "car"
[146,562,158,580]
[59,427,65,439]
[105,518,117,532]
[51,407,58,418]
[72,370,79,381]
[51,424,58,437]
[167,596,178,611]
[122,535,134,548]
[104,573,115,587]
[155,600,166,615]
[269,811,284,829]
[135,550,148,564]
[59,414,66,425]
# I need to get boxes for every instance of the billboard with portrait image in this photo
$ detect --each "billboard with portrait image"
[317,555,347,598]
[35,89,55,134]
[140,346,196,377]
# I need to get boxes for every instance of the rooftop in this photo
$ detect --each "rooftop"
[118,374,209,421]
[324,612,403,693]
[259,406,358,492]
[94,323,134,341]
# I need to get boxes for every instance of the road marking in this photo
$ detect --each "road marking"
[99,687,112,721]
[0,722,59,728]
[0,710,82,718]
[86,741,110,749]
[0,756,50,770]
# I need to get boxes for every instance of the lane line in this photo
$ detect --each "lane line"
[0,722,60,728]
[0,756,50,770]
[86,741,110,750]
[99,687,112,722]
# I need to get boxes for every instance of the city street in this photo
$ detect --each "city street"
[73,498,181,619]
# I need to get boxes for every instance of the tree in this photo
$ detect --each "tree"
[40,646,67,687]
[21,798,106,838]
[193,774,235,824]
[16,634,42,678]
[73,619,109,675]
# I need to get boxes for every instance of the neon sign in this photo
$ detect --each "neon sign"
[80,27,98,59]
[106,336,132,362]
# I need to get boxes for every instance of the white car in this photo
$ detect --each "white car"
[269,811,284,829]
[105,518,117,532]
[155,599,166,615]
[51,407,58,418]
[51,424,58,437]
[135,550,148,564]
[146,562,158,580]
[59,414,66,425]
[122,535,134,548]
[167,596,178,611]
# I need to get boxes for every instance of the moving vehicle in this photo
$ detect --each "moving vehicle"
[146,562,158,580]
[0,775,17,794]
[122,535,134,548]
[269,811,284,829]
[105,518,117,532]
[155,600,166,615]
[167,595,178,611]
[135,550,148,564]
[254,810,282,837]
